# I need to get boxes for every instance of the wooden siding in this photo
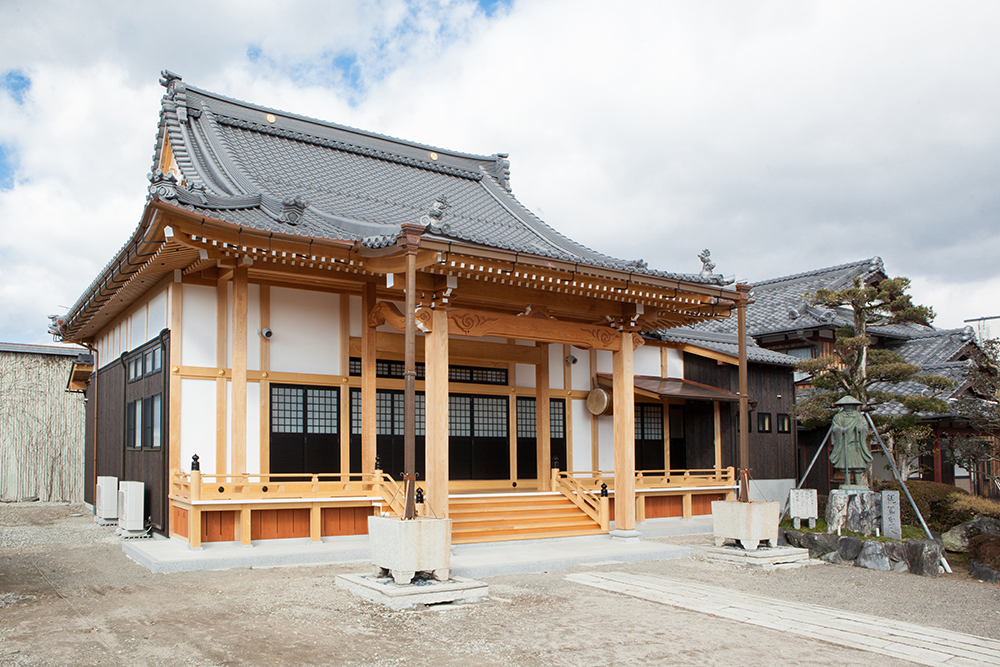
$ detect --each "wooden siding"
[251,508,311,539]
[201,510,236,542]
[172,505,189,538]
[644,494,682,518]
[0,351,86,502]
[321,506,373,536]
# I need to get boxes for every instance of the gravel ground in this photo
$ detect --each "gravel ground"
[2,502,999,667]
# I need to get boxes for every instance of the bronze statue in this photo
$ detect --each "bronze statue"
[829,396,872,490]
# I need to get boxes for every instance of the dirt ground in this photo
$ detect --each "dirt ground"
[2,503,999,667]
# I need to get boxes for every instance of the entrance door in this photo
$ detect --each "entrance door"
[269,384,340,475]
[449,394,510,480]
[635,403,665,471]
[348,388,426,479]
[515,397,566,479]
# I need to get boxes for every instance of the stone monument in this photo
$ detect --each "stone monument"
[788,489,818,530]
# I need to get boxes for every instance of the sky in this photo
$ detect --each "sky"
[1,0,998,345]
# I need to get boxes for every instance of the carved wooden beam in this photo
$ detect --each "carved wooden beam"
[445,308,634,351]
[369,301,406,331]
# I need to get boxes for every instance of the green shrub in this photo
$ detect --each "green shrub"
[875,480,972,533]
[968,534,1000,571]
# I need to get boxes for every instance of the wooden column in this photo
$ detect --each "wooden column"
[713,401,722,473]
[216,278,228,474]
[536,342,551,490]
[168,275,182,487]
[232,265,248,476]
[933,426,943,483]
[259,285,270,476]
[339,295,351,476]
[425,307,450,517]
[613,331,636,531]
[361,282,377,474]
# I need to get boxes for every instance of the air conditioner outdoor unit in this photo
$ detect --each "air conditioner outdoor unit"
[95,476,118,524]
[117,481,145,534]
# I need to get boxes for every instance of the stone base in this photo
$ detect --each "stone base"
[826,490,881,536]
[336,573,489,611]
[711,500,779,551]
[693,545,812,570]
[609,529,642,543]
[368,515,452,585]
[94,516,117,527]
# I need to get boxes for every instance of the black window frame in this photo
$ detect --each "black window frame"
[776,413,792,434]
[757,412,772,434]
[126,393,162,450]
[127,342,163,383]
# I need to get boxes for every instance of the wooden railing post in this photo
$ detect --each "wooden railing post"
[600,484,610,532]
[551,467,559,491]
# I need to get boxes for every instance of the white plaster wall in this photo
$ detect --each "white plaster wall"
[595,350,612,374]
[181,284,216,368]
[130,306,145,351]
[633,345,660,376]
[666,348,684,379]
[548,345,564,391]
[597,417,615,471]
[180,378,215,473]
[570,346,591,391]
[571,399,592,471]
[269,287,340,375]
[245,382,260,475]
[148,289,167,338]
[226,382,232,475]
[515,363,534,388]
[349,295,362,338]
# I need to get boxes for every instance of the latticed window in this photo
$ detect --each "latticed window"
[550,399,566,439]
[271,386,304,434]
[516,397,536,438]
[473,397,507,437]
[349,358,504,385]
[635,404,663,441]
[306,388,338,434]
[449,395,471,437]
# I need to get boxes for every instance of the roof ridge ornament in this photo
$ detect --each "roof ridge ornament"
[421,195,449,231]
[279,195,309,226]
[492,153,511,191]
[148,169,179,200]
[159,70,188,123]
[698,249,716,278]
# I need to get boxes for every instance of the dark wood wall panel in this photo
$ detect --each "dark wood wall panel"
[201,510,236,542]
[95,360,124,482]
[644,495,682,519]
[84,383,95,506]
[683,401,716,469]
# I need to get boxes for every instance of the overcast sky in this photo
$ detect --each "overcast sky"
[1,0,998,345]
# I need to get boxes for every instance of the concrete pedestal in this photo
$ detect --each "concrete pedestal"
[711,500,779,551]
[368,515,452,585]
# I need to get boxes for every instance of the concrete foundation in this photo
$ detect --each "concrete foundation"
[336,573,489,611]
[692,545,812,570]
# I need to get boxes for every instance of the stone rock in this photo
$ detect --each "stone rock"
[837,536,863,561]
[822,551,843,564]
[799,531,841,559]
[892,559,910,573]
[883,541,907,562]
[784,530,802,548]
[942,516,1000,553]
[854,540,891,571]
[777,527,787,547]
[970,559,1000,584]
[826,490,881,536]
[905,539,944,577]
[826,491,849,532]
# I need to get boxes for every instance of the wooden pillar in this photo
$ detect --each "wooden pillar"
[339,295,351,477]
[536,342,551,490]
[933,426,943,483]
[361,282,377,474]
[240,507,251,546]
[425,308,449,517]
[168,275,183,486]
[613,331,636,531]
[259,285,270,476]
[713,401,722,473]
[232,265,248,476]
[215,278,228,474]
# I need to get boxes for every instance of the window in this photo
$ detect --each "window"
[127,343,163,382]
[349,358,507,385]
[127,394,162,449]
[776,413,792,434]
[758,412,772,433]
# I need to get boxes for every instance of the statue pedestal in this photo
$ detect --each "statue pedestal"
[826,490,881,536]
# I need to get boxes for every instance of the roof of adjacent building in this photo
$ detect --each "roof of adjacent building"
[146,71,729,285]
[0,342,88,357]
[885,327,979,367]
[691,256,930,338]
[651,328,800,366]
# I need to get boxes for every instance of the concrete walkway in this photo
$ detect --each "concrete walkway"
[567,571,1000,667]
[122,515,713,575]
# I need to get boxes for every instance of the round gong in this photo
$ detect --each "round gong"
[586,388,611,415]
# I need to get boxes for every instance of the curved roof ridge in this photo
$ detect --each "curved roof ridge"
[752,256,884,288]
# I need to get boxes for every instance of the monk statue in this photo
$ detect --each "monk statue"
[829,396,872,490]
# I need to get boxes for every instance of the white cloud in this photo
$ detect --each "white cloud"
[1,0,999,343]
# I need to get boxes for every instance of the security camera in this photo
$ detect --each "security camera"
[565,355,578,365]
[260,328,273,339]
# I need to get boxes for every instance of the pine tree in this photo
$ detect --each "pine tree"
[949,338,1000,489]
[793,276,952,478]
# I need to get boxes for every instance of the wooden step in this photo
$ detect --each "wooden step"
[447,493,603,544]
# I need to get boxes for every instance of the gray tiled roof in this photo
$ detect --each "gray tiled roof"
[652,328,800,366]
[692,257,930,338]
[884,327,978,367]
[149,72,729,285]
[870,361,970,418]
[0,342,87,357]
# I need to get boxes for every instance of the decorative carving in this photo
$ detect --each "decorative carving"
[419,196,449,228]
[279,195,309,226]
[415,308,434,332]
[585,327,618,350]
[492,154,511,191]
[698,249,716,278]
[520,305,554,319]
[369,301,406,332]
[449,311,497,336]
[631,332,645,351]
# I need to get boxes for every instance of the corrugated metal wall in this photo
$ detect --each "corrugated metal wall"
[0,351,86,502]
